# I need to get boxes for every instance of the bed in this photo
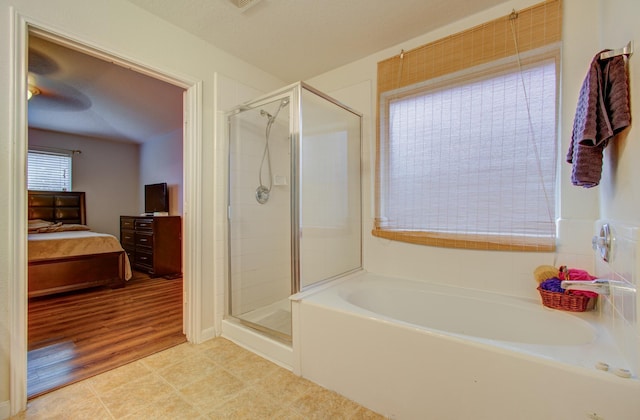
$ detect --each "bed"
[28,190,132,298]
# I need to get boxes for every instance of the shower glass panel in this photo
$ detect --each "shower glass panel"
[228,95,292,341]
[227,82,362,342]
[299,87,362,289]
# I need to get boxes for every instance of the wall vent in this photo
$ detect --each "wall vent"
[228,0,263,12]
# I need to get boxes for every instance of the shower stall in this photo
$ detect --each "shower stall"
[226,82,362,343]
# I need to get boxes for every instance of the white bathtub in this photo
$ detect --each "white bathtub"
[292,271,640,420]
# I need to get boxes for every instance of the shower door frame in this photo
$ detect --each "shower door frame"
[296,82,364,290]
[226,85,298,341]
[225,81,363,340]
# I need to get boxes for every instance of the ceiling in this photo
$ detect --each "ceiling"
[28,35,185,144]
[127,0,510,83]
[28,0,510,143]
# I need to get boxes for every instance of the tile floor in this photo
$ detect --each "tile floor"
[12,338,385,419]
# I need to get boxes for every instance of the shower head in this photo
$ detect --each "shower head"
[260,98,289,120]
[260,109,273,119]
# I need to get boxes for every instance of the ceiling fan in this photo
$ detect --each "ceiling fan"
[27,46,91,111]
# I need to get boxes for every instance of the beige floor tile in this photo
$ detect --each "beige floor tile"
[255,368,316,405]
[99,372,176,418]
[350,405,388,419]
[88,360,152,395]
[55,399,113,420]
[223,350,280,385]
[206,387,281,419]
[157,353,222,389]
[23,382,96,418]
[19,397,113,420]
[178,369,245,413]
[122,391,205,420]
[16,337,383,420]
[200,338,251,365]
[141,342,204,371]
[270,408,308,420]
[290,387,362,420]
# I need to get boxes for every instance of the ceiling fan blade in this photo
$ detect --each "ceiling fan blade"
[28,49,59,75]
[28,74,92,111]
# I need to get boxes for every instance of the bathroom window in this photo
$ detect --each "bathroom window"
[27,149,73,192]
[374,0,561,251]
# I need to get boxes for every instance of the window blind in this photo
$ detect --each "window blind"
[28,150,73,191]
[374,0,561,251]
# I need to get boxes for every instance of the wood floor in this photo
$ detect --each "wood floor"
[27,271,186,399]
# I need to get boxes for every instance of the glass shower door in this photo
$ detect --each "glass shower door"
[227,96,292,341]
[226,82,362,342]
[298,86,362,290]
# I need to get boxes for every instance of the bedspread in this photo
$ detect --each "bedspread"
[28,231,132,280]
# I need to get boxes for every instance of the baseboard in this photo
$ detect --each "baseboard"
[0,400,11,420]
[221,319,293,370]
[199,326,217,343]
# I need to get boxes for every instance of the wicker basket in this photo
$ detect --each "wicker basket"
[537,286,596,312]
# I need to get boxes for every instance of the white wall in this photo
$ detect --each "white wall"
[599,0,640,223]
[28,128,139,237]
[30,126,184,234]
[140,128,183,216]
[308,0,607,299]
[0,0,285,415]
[597,0,640,389]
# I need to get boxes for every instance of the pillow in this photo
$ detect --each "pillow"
[47,224,91,232]
[28,219,54,232]
[32,223,91,233]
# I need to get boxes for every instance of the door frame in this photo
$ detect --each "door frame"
[9,10,204,414]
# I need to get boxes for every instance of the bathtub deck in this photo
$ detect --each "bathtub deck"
[294,271,640,419]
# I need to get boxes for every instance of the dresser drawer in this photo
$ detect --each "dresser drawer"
[135,218,154,231]
[135,231,153,248]
[135,250,153,268]
[120,217,135,230]
[121,230,135,247]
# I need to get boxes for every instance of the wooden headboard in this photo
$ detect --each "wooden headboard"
[28,190,86,225]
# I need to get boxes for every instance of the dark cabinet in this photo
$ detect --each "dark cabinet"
[120,216,181,277]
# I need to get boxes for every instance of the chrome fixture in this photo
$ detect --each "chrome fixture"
[560,278,626,295]
[255,98,289,204]
[592,223,612,262]
[599,40,634,60]
[228,0,263,13]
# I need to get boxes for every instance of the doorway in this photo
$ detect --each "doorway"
[26,30,186,397]
[10,18,202,412]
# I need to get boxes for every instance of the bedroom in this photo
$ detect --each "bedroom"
[26,34,186,396]
[28,34,184,238]
[3,0,640,417]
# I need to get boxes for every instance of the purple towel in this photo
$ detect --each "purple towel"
[567,53,631,187]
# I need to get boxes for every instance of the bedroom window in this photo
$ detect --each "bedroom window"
[28,149,73,191]
[373,0,561,251]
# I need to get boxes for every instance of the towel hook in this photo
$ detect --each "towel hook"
[600,41,634,60]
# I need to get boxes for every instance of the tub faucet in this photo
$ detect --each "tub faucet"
[560,278,621,295]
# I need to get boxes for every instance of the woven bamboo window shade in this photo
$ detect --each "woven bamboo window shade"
[374,0,562,252]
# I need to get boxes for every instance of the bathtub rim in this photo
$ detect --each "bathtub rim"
[295,289,640,420]
[293,270,637,380]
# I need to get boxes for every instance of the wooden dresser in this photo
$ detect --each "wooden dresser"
[120,215,182,277]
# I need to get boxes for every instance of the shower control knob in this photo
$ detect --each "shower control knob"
[592,236,603,250]
[592,223,612,262]
[256,185,270,204]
